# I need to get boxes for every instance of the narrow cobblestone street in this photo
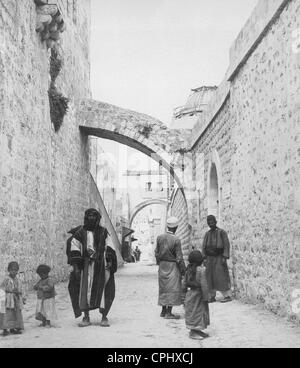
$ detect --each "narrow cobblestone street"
[1,263,299,348]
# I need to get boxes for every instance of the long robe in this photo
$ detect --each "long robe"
[155,232,186,306]
[202,228,231,292]
[183,266,210,331]
[67,225,117,318]
[0,276,24,330]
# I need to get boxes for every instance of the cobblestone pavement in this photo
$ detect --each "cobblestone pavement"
[1,263,300,348]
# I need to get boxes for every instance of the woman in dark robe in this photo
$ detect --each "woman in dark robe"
[66,208,117,327]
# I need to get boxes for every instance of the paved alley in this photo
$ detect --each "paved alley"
[1,263,300,348]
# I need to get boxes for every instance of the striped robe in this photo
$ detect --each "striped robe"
[67,226,117,318]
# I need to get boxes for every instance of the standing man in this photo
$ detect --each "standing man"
[155,216,186,319]
[66,208,117,327]
[134,246,141,262]
[202,215,232,303]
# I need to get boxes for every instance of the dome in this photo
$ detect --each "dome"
[174,86,217,118]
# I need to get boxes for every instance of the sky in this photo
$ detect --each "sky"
[90,0,258,125]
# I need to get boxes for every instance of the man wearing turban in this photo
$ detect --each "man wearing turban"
[155,216,186,319]
[66,209,117,327]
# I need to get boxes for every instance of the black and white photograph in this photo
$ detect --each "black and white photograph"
[0,0,300,353]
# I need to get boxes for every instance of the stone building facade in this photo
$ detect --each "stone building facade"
[188,0,300,321]
[0,0,92,283]
[1,0,299,324]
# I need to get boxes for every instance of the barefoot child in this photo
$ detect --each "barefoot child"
[0,262,25,337]
[34,264,57,328]
[183,250,210,340]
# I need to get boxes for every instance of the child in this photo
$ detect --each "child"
[183,250,210,340]
[0,262,25,337]
[34,264,57,328]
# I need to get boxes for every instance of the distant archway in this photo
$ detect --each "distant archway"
[129,199,169,227]
[207,150,222,223]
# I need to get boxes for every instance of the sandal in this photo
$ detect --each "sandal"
[220,296,232,303]
[189,331,203,340]
[79,317,91,328]
[100,318,110,327]
[165,313,180,320]
[198,331,209,339]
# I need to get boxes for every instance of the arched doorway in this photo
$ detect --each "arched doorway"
[207,150,222,223]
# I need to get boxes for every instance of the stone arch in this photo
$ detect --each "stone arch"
[77,99,186,192]
[129,199,170,227]
[207,149,222,223]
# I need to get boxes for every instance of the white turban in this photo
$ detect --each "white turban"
[167,216,179,228]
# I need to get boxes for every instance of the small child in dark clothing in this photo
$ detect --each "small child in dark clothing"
[182,250,210,340]
[34,264,57,328]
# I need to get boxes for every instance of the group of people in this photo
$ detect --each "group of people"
[0,208,117,336]
[0,262,57,336]
[0,207,231,342]
[155,214,232,340]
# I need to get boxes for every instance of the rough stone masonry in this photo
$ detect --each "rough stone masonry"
[188,0,300,322]
[0,0,188,286]
[0,0,92,285]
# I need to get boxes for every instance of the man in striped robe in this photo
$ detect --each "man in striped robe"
[67,208,117,327]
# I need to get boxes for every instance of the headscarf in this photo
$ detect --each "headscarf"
[83,208,101,231]
[188,250,203,266]
[207,215,217,223]
[186,250,204,288]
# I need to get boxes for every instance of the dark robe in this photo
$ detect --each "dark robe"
[183,266,210,331]
[202,227,231,292]
[66,225,117,318]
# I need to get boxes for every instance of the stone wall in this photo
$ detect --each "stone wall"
[192,97,233,242]
[0,0,91,285]
[229,0,300,320]
[190,0,300,321]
